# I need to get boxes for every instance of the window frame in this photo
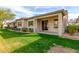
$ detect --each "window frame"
[54,19,58,28]
[18,21,22,27]
[28,21,33,27]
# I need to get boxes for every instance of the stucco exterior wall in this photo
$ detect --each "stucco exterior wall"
[36,16,58,33]
[27,19,35,32]
[48,17,58,33]
[9,23,14,28]
[58,13,64,36]
[22,20,27,28]
[27,19,34,28]
[16,20,27,28]
[35,13,67,36]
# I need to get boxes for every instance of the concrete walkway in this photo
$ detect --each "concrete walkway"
[48,45,76,53]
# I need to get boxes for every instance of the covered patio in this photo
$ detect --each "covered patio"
[33,12,67,36]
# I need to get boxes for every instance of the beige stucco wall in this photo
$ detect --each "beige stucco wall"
[34,13,67,36]
[9,23,15,28]
[27,19,34,28]
[9,23,13,28]
[48,17,58,33]
[16,20,27,28]
[22,20,27,28]
[36,16,58,33]
[58,13,63,36]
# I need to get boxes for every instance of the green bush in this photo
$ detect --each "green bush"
[22,28,28,32]
[15,28,33,32]
[67,24,78,35]
[76,25,79,32]
[15,28,20,31]
[28,28,33,32]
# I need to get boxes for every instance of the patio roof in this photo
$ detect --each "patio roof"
[26,9,68,19]
[15,9,68,21]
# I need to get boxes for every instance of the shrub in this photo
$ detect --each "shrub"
[77,25,79,32]
[15,28,20,31]
[67,24,78,35]
[28,28,33,32]
[22,28,28,32]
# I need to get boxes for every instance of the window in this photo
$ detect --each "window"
[18,21,22,27]
[28,21,33,26]
[42,20,48,30]
[54,19,58,28]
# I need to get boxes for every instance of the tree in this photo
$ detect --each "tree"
[0,21,3,28]
[0,8,16,28]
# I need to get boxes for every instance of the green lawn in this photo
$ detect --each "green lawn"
[0,29,79,53]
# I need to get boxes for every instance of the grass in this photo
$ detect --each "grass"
[0,29,79,53]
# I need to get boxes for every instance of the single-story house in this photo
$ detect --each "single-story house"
[8,21,17,28]
[16,9,68,36]
[4,20,17,29]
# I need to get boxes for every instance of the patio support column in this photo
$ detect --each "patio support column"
[34,19,38,32]
[58,13,64,36]
[22,20,24,28]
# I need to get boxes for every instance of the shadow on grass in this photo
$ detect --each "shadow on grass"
[0,29,29,39]
[12,33,79,53]
[12,34,55,53]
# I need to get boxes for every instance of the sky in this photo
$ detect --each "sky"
[1,6,79,20]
